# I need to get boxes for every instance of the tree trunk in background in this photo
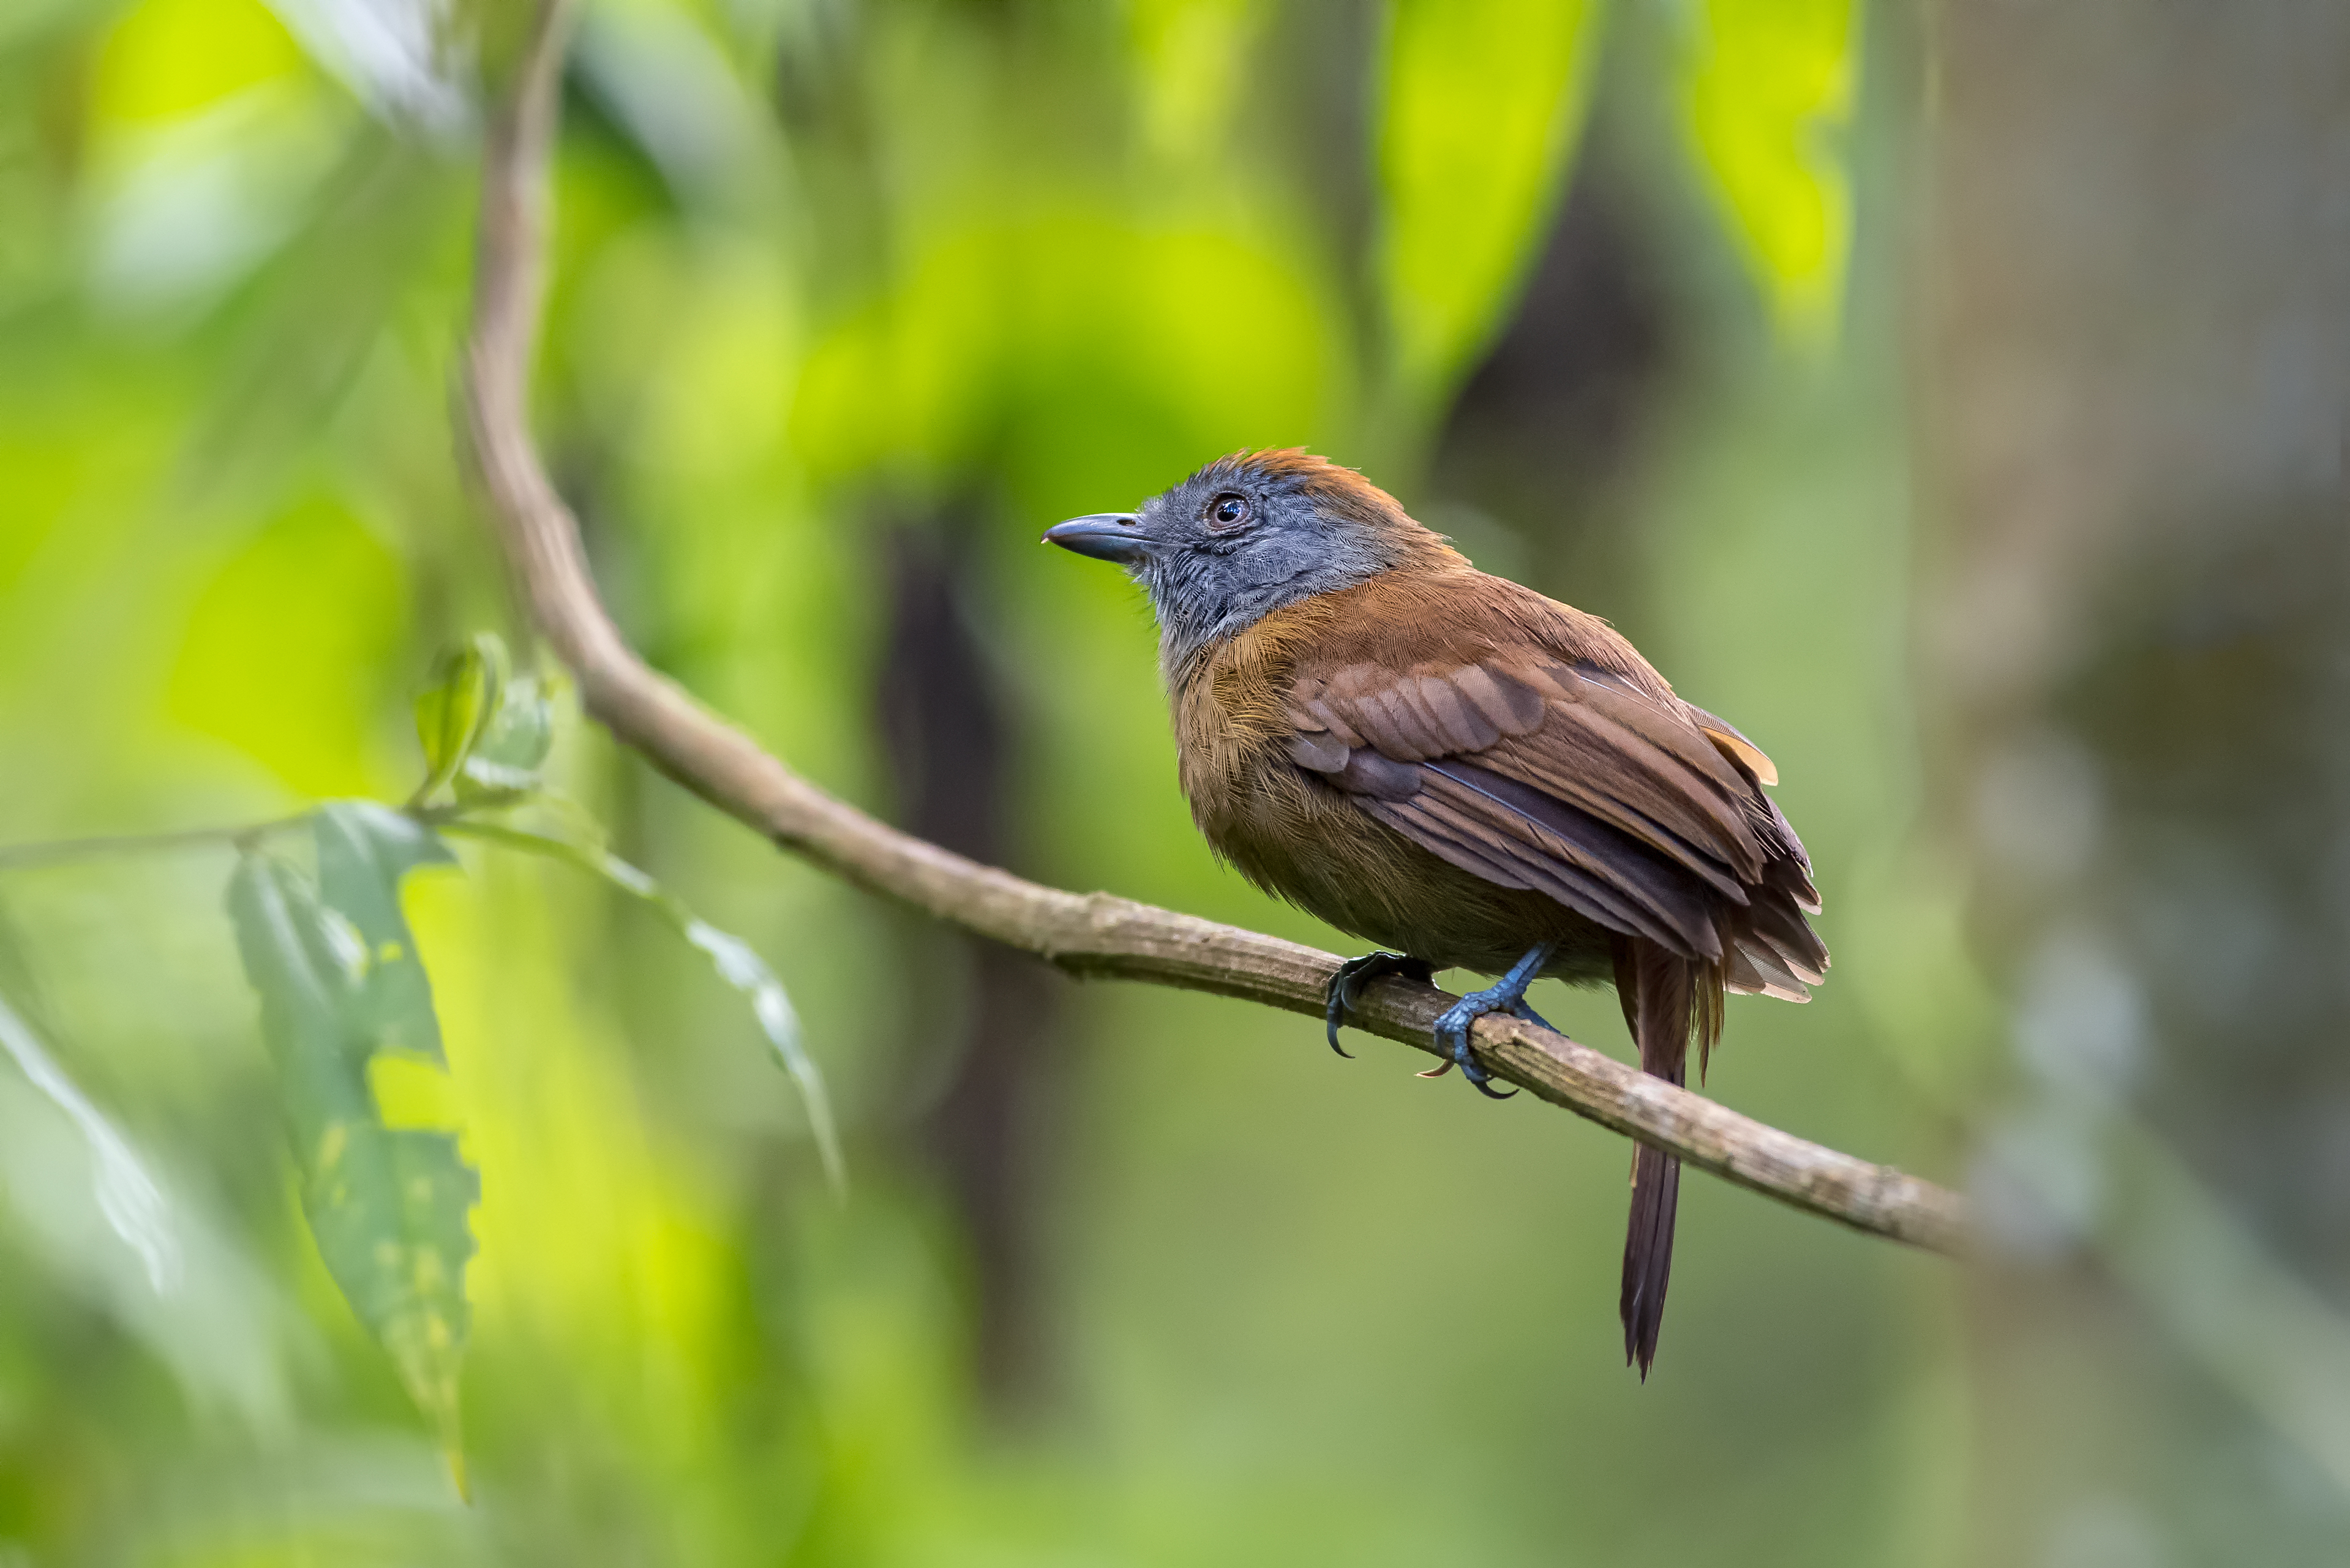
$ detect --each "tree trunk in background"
[1924,5,2350,1562]
[878,517,1064,1417]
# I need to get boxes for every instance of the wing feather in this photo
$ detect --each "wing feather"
[1282,643,1823,978]
[1389,777,1701,951]
[1484,730,1758,895]
[1422,763,1722,959]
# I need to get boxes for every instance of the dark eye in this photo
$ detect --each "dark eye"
[1208,492,1250,529]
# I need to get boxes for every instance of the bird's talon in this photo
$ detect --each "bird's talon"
[1461,1055,1518,1100]
[1453,1037,1519,1099]
[1424,940,1555,1103]
[1324,1008,1354,1059]
[1324,951,1432,1059]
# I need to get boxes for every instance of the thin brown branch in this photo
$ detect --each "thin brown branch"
[458,0,1970,1259]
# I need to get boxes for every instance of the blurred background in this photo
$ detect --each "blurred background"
[0,0,2344,1562]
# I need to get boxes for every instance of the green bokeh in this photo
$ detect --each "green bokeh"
[0,1,1996,1563]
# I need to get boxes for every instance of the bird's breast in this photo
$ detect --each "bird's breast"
[1168,613,1488,959]
[1173,615,1344,868]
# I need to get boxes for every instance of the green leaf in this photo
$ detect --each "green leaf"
[307,1120,473,1487]
[441,819,845,1195]
[315,802,454,1065]
[226,823,474,1492]
[415,632,555,806]
[1674,0,1863,348]
[0,984,181,1297]
[454,673,552,803]
[1128,0,1260,162]
[411,634,506,806]
[1376,0,1609,407]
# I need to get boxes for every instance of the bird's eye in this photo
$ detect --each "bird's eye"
[1208,493,1250,529]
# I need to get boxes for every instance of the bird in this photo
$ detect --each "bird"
[1043,448,1828,1376]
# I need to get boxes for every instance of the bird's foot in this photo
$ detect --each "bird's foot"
[1423,942,1558,1100]
[1416,996,1555,1079]
[1324,952,1435,1057]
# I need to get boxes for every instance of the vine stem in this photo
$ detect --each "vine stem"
[0,816,314,870]
[456,0,1969,1257]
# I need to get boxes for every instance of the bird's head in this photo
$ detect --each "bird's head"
[1043,449,1458,670]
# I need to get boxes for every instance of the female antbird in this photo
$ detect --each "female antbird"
[1045,450,1828,1375]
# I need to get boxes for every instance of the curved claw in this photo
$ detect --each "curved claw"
[1431,1003,1518,1098]
[1323,989,1355,1058]
[1465,1067,1518,1101]
[1423,941,1557,1103]
[1324,952,1433,1059]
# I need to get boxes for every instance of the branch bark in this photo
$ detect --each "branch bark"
[460,0,1970,1259]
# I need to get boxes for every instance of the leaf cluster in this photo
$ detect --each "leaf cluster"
[8,635,839,1493]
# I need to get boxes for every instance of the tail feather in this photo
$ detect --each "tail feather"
[1612,937,1717,1378]
[1623,1139,1680,1376]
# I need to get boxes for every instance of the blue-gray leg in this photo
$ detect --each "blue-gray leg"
[1430,941,1558,1100]
[1324,952,1436,1057]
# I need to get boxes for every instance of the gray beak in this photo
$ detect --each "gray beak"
[1042,512,1151,565]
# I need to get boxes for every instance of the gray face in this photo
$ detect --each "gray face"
[1043,460,1414,673]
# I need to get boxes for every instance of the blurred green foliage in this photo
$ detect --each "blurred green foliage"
[1375,0,1606,415]
[1673,0,1860,345]
[0,1,1995,1564]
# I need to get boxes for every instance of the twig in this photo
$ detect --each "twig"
[0,815,314,871]
[457,0,1970,1258]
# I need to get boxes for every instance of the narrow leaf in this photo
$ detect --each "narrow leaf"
[1128,0,1261,162]
[1376,0,1609,405]
[0,988,181,1296]
[1675,0,1863,347]
[227,836,475,1490]
[677,919,839,1193]
[442,820,844,1193]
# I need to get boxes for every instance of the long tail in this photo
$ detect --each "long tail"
[1612,937,1720,1378]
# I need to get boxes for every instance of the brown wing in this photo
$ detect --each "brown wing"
[1282,653,1828,1000]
